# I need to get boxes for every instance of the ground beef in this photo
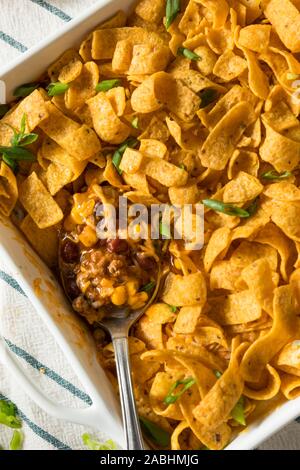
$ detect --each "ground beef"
[80,250,128,279]
[75,249,130,308]
[72,295,104,324]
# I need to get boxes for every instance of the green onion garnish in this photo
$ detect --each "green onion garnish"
[2,154,18,172]
[246,197,259,217]
[13,82,40,98]
[199,88,218,108]
[96,79,122,93]
[231,396,246,426]
[168,305,178,313]
[214,370,223,379]
[261,170,292,180]
[131,117,139,129]
[139,417,170,447]
[47,82,70,97]
[141,281,156,293]
[10,114,38,147]
[0,146,36,160]
[177,47,201,61]
[9,430,23,450]
[164,377,196,405]
[0,104,10,119]
[202,199,250,218]
[165,0,181,30]
[112,137,139,175]
[0,114,37,170]
[82,433,116,450]
[0,400,22,429]
[159,221,171,239]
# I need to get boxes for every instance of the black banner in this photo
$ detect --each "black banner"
[0,450,298,466]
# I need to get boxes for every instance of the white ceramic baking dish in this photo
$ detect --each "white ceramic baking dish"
[0,0,300,450]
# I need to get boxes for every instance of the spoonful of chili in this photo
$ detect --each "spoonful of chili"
[58,233,164,450]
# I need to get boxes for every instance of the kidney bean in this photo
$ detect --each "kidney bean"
[65,278,81,300]
[107,238,128,254]
[61,239,80,264]
[136,253,157,271]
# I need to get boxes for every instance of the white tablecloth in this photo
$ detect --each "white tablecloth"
[0,0,299,450]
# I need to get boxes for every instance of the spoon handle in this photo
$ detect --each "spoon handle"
[112,335,145,450]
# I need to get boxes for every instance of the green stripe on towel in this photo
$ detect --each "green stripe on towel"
[0,32,28,52]
[0,270,26,296]
[5,339,92,405]
[28,0,72,22]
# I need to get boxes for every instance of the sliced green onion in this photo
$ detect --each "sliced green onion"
[0,400,17,417]
[166,0,181,30]
[168,305,178,313]
[246,197,259,217]
[10,114,39,147]
[141,281,156,293]
[96,79,121,93]
[112,150,123,174]
[0,146,36,160]
[177,47,201,61]
[0,400,21,429]
[13,82,40,98]
[214,370,223,379]
[20,113,26,135]
[112,137,139,175]
[159,221,171,238]
[203,199,250,218]
[2,154,18,172]
[262,170,292,180]
[179,163,187,170]
[82,433,116,450]
[199,88,218,108]
[140,417,170,447]
[131,116,139,129]
[231,396,246,426]
[0,104,10,118]
[47,82,70,97]
[17,133,39,146]
[164,377,196,405]
[9,431,23,450]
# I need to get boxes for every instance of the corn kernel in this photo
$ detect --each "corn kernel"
[126,280,139,296]
[70,208,84,225]
[111,286,127,306]
[127,295,138,307]
[174,259,182,270]
[81,281,90,294]
[78,225,98,247]
[101,278,114,288]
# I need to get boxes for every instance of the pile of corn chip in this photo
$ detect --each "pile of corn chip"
[2,0,300,450]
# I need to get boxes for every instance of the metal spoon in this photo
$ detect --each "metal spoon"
[59,239,162,450]
[95,275,161,450]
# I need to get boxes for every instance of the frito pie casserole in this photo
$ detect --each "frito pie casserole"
[2,0,300,450]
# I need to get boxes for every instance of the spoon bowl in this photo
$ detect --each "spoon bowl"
[58,235,163,449]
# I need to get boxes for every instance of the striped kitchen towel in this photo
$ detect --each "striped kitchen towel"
[0,0,300,451]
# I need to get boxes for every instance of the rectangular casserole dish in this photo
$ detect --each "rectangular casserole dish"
[0,0,299,450]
